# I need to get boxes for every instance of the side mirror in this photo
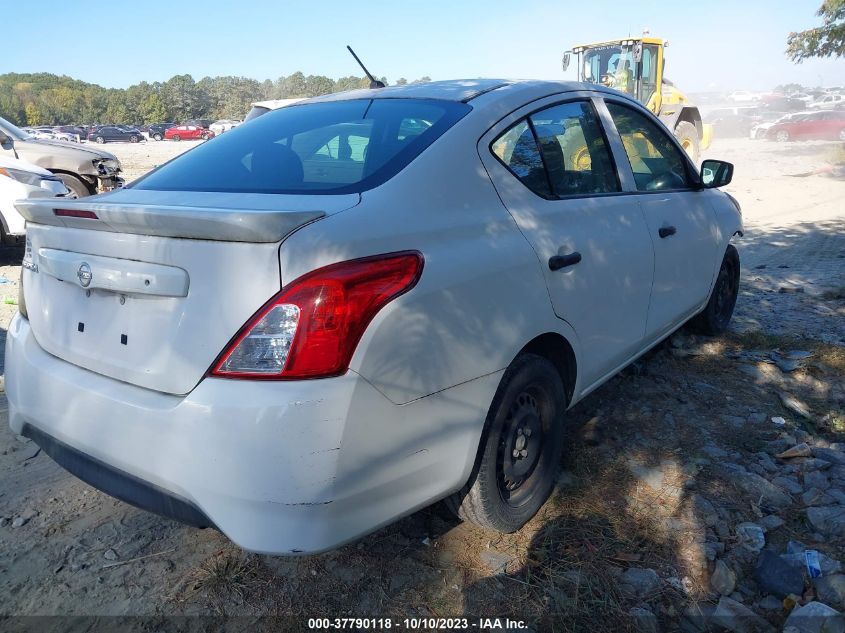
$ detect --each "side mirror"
[562,51,571,72]
[700,159,733,188]
[0,132,12,148]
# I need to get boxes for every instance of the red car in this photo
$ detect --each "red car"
[766,110,845,142]
[164,125,215,142]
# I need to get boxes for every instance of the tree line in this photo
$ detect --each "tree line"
[0,72,432,127]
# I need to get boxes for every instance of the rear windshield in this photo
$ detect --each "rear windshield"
[133,99,470,195]
[244,105,271,122]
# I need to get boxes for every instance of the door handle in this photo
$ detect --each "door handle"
[658,226,677,239]
[548,252,582,271]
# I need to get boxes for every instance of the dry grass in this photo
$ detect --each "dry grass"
[168,328,843,631]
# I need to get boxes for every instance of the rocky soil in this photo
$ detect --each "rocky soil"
[0,137,842,632]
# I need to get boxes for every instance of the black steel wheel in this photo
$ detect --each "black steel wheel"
[690,245,740,335]
[447,353,567,532]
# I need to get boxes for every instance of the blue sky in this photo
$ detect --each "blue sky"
[8,0,844,91]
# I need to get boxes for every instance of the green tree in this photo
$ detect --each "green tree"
[787,0,845,62]
[161,74,208,121]
[279,72,308,97]
[304,75,335,96]
[105,90,131,124]
[24,102,43,125]
[139,92,168,123]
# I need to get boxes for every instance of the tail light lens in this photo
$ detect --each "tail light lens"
[210,251,423,380]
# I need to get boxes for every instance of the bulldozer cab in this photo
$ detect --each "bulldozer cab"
[571,38,664,113]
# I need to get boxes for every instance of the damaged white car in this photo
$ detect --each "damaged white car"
[6,79,742,554]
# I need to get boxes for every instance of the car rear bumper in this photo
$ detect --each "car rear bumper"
[5,313,494,554]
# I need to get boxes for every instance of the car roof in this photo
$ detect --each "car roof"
[302,79,620,105]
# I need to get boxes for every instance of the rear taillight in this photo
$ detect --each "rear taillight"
[210,251,423,380]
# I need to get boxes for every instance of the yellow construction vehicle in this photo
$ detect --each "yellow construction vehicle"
[563,36,711,161]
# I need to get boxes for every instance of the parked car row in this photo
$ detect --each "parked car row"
[22,127,81,143]
[0,116,124,197]
[87,125,144,144]
[750,110,845,142]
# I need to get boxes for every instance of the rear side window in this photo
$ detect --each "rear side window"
[491,100,619,198]
[133,99,470,195]
[491,120,551,197]
[529,101,619,196]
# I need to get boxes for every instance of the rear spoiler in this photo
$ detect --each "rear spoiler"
[16,198,325,243]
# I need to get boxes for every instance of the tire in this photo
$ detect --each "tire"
[54,173,92,199]
[674,121,700,163]
[172,135,181,142]
[776,129,790,142]
[153,133,163,141]
[201,133,209,140]
[839,128,845,141]
[129,135,139,143]
[95,136,105,144]
[689,245,740,336]
[446,353,568,533]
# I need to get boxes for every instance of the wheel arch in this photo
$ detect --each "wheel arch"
[517,332,577,406]
[47,169,97,194]
[676,106,703,139]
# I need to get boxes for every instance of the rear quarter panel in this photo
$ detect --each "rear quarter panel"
[278,114,576,406]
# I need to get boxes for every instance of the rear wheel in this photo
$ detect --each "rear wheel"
[776,129,790,142]
[129,135,139,143]
[447,354,568,533]
[689,245,740,335]
[54,173,92,199]
[674,121,700,163]
[153,133,163,141]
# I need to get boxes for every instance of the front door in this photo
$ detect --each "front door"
[480,97,655,388]
[603,99,720,339]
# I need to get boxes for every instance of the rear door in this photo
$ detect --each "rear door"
[479,95,654,387]
[602,98,720,339]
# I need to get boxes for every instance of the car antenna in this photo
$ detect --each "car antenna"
[347,45,386,89]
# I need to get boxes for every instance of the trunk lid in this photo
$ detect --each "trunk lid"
[18,190,359,394]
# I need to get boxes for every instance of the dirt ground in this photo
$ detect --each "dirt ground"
[0,136,843,631]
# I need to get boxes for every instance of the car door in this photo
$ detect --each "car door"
[602,99,720,340]
[479,96,655,388]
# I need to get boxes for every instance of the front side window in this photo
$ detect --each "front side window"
[529,101,619,196]
[133,98,470,195]
[606,102,692,192]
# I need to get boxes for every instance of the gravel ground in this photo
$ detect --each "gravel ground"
[0,137,843,630]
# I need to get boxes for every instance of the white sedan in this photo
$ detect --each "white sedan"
[0,156,68,243]
[209,119,242,136]
[6,79,742,554]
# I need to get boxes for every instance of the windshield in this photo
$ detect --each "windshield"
[133,98,471,195]
[582,45,636,96]
[0,116,32,140]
